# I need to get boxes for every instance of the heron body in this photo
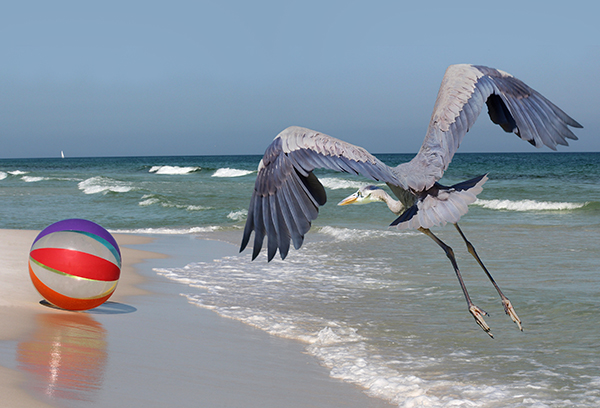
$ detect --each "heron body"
[240,64,582,337]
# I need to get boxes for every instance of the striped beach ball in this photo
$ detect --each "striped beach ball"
[29,219,121,311]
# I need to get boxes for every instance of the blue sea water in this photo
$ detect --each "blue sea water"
[1,152,600,407]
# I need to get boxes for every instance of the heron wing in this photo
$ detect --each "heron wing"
[240,126,404,261]
[397,64,583,191]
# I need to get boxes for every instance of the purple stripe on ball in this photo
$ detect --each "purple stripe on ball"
[33,219,120,256]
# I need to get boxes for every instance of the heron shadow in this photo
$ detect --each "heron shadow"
[39,300,137,314]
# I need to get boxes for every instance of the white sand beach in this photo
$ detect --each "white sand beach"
[0,230,393,408]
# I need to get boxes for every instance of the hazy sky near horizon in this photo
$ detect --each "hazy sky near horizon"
[1,1,598,158]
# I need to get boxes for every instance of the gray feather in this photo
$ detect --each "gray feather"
[240,64,582,261]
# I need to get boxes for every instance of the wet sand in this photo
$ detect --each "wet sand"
[0,230,392,408]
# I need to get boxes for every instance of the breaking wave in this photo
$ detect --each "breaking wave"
[138,194,211,211]
[475,199,587,211]
[111,226,221,235]
[212,168,254,177]
[320,177,384,190]
[78,176,135,194]
[318,226,416,241]
[227,209,247,221]
[21,176,49,182]
[154,248,513,408]
[149,165,201,175]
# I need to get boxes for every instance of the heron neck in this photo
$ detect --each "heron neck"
[377,191,404,215]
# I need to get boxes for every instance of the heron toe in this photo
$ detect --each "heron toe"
[502,298,523,331]
[469,304,493,338]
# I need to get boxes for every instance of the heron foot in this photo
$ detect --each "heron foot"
[502,298,523,331]
[469,305,493,338]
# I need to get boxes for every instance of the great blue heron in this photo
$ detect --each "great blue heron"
[240,64,582,338]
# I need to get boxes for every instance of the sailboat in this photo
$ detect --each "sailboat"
[61,151,65,159]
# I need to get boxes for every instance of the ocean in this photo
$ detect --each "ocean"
[1,152,599,407]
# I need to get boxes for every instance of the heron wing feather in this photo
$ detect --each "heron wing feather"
[240,126,404,260]
[241,65,582,260]
[397,64,582,191]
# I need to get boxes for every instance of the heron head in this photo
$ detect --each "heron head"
[338,185,384,206]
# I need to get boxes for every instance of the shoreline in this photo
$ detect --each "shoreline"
[0,230,160,342]
[0,229,161,408]
[0,230,393,408]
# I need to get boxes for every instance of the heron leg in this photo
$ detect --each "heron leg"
[453,223,522,331]
[418,227,493,338]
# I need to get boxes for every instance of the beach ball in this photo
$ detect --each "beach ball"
[29,219,121,311]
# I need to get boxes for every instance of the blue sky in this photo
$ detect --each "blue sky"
[1,1,597,158]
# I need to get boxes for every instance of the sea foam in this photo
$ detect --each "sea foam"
[0,172,6,180]
[111,226,222,235]
[155,248,511,408]
[138,196,160,206]
[21,176,48,182]
[475,198,586,211]
[318,226,417,241]
[78,176,135,194]
[211,168,254,177]
[138,194,211,211]
[319,177,382,190]
[227,209,247,221]
[149,165,201,175]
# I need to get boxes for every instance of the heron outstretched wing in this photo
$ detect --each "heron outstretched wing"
[241,65,583,262]
[397,64,583,191]
[239,64,583,336]
[240,126,404,261]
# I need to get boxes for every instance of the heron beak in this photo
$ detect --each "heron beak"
[338,194,358,206]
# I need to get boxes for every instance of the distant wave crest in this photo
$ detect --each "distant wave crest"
[318,226,417,241]
[212,168,254,177]
[138,194,211,211]
[319,177,383,190]
[0,170,32,181]
[78,176,135,194]
[475,199,586,211]
[227,209,247,221]
[149,165,201,175]
[22,176,49,182]
[112,226,221,234]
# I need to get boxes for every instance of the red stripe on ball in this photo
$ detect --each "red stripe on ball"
[30,248,121,281]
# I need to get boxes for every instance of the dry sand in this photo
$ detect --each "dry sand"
[0,230,159,408]
[0,230,393,408]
